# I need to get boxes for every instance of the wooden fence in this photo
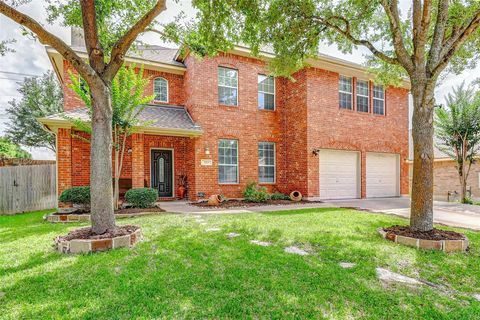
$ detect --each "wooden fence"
[0,164,57,214]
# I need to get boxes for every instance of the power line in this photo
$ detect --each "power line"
[0,70,42,77]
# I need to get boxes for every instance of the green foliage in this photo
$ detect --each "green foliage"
[125,188,158,208]
[58,186,90,205]
[270,192,290,201]
[6,71,63,152]
[0,137,31,159]
[243,182,270,203]
[435,83,480,162]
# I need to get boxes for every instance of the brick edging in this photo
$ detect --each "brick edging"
[378,228,468,253]
[44,212,158,223]
[55,228,143,254]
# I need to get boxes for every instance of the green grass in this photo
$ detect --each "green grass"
[1,208,480,319]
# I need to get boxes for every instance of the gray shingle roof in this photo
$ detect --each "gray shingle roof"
[44,104,202,133]
[70,45,185,68]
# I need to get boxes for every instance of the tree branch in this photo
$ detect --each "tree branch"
[103,0,167,80]
[379,0,414,73]
[79,0,105,73]
[427,0,449,74]
[412,0,432,66]
[432,10,480,77]
[0,1,95,82]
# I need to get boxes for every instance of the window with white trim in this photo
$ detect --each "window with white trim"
[373,84,385,115]
[356,79,369,112]
[258,142,275,183]
[218,139,238,183]
[154,77,168,103]
[339,75,353,109]
[218,67,238,106]
[258,75,275,110]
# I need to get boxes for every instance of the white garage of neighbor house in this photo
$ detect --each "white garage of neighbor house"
[318,149,400,200]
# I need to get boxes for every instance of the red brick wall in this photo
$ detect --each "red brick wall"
[184,53,287,199]
[57,128,72,197]
[62,61,185,111]
[305,68,410,197]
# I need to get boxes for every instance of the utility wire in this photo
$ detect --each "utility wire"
[0,70,42,77]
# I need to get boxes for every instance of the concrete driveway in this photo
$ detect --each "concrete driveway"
[325,197,480,230]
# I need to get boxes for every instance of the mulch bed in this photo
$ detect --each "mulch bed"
[384,225,466,241]
[54,207,165,215]
[190,199,323,209]
[57,225,140,241]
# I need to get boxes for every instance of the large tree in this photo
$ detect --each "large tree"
[0,0,167,234]
[435,83,480,203]
[6,71,63,153]
[174,0,480,231]
[0,136,31,159]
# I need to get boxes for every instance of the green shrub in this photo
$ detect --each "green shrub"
[125,188,158,208]
[59,186,90,204]
[270,192,290,200]
[243,182,270,203]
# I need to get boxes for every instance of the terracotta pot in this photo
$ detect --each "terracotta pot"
[208,194,223,206]
[177,186,186,199]
[290,191,302,202]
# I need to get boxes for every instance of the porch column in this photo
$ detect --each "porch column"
[131,133,145,188]
[57,128,72,206]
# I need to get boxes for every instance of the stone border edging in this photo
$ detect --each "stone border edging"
[44,212,157,223]
[378,228,468,252]
[55,228,142,254]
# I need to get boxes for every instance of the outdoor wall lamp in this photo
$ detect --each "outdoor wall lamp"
[312,148,320,156]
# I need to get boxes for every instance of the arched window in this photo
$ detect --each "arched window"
[154,77,168,103]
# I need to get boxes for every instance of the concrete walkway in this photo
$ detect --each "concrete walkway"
[159,200,331,215]
[326,197,480,230]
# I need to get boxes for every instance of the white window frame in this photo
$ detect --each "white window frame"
[153,77,169,103]
[258,142,276,183]
[339,75,353,110]
[373,84,385,115]
[218,67,238,106]
[258,74,276,111]
[356,79,370,113]
[218,139,239,184]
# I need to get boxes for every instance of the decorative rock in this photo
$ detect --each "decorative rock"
[227,232,241,238]
[339,262,356,269]
[396,235,419,248]
[284,246,309,255]
[376,267,422,287]
[55,228,142,254]
[250,240,272,247]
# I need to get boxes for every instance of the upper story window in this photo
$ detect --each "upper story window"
[258,142,275,183]
[218,67,238,106]
[356,80,369,113]
[258,75,275,110]
[373,84,385,115]
[218,139,239,184]
[339,75,353,110]
[154,77,168,103]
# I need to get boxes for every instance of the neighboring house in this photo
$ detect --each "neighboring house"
[38,33,410,203]
[408,132,480,201]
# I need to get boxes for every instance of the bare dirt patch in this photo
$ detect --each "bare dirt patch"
[190,199,323,209]
[384,225,465,241]
[56,225,140,241]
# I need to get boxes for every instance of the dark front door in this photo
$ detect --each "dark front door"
[151,150,173,197]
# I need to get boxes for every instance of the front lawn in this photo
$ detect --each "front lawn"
[1,208,480,319]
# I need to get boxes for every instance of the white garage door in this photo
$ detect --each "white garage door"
[366,152,399,198]
[319,149,359,199]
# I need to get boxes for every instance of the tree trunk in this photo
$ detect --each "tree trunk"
[90,82,115,234]
[410,80,436,231]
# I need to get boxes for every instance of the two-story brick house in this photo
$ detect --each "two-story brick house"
[39,39,410,203]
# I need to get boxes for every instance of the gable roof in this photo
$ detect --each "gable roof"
[38,104,203,137]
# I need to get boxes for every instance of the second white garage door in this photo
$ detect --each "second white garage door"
[319,149,359,199]
[366,152,400,198]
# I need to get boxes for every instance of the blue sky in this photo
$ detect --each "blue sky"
[0,0,478,159]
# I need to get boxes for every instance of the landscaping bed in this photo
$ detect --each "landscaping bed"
[55,225,142,254]
[45,207,165,223]
[379,225,468,252]
[52,207,165,215]
[190,199,323,208]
